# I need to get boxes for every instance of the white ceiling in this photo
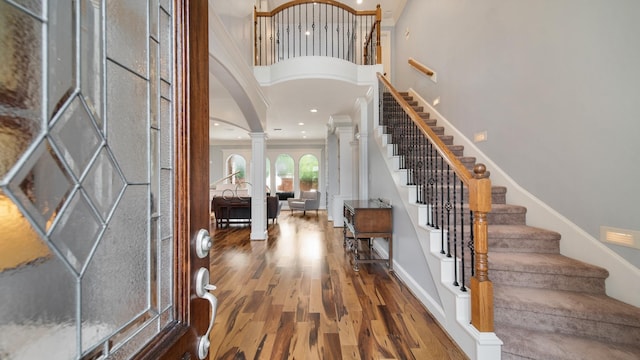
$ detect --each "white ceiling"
[209,0,405,142]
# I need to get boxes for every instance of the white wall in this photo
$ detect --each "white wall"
[394,0,640,267]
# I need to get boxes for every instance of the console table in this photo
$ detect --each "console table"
[343,200,393,271]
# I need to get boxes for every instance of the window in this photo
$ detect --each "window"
[265,158,271,194]
[299,154,319,191]
[226,154,246,186]
[275,154,294,192]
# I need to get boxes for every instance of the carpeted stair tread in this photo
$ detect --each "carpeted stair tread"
[490,252,609,278]
[487,225,561,253]
[488,224,560,240]
[494,286,640,328]
[495,324,640,360]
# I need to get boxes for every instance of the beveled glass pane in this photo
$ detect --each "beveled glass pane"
[159,169,172,239]
[159,9,171,82]
[8,139,72,232]
[106,1,148,77]
[159,236,173,311]
[0,189,50,271]
[81,185,149,352]
[106,61,149,184]
[48,0,76,121]
[160,307,173,328]
[160,98,171,169]
[50,190,102,274]
[149,0,159,41]
[0,252,77,359]
[50,95,102,178]
[150,128,159,215]
[0,3,43,180]
[108,317,160,360]
[149,39,159,129]
[83,147,126,221]
[80,0,104,128]
[150,217,159,310]
[160,79,171,100]
[7,1,42,17]
[159,0,172,14]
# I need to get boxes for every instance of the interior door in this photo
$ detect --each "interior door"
[0,0,210,359]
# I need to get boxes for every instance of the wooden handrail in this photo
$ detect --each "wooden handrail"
[363,5,382,65]
[377,73,494,332]
[255,0,378,17]
[408,57,434,77]
[378,73,472,184]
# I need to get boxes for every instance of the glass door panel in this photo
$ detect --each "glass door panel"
[0,0,175,358]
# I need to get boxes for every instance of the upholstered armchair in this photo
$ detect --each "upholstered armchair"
[287,191,321,215]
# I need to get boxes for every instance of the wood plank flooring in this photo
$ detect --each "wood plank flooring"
[208,211,468,360]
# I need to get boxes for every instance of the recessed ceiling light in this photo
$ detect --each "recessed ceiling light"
[301,130,306,134]
[305,30,310,36]
[310,108,318,113]
[303,135,307,139]
[298,122,304,126]
[213,122,220,126]
[357,0,363,4]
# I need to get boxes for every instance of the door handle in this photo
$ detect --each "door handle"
[195,229,212,258]
[195,267,218,359]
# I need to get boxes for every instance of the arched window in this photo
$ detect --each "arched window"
[265,158,271,194]
[299,154,319,191]
[226,154,246,186]
[275,154,294,193]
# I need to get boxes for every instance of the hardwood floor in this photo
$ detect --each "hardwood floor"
[208,211,468,360]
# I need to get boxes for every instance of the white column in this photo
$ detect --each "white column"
[250,132,267,240]
[351,139,359,199]
[332,124,353,227]
[356,95,370,201]
[325,129,339,221]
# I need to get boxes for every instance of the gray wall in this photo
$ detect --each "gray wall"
[367,134,440,305]
[393,0,640,266]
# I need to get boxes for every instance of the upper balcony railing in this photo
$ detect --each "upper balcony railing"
[254,0,381,66]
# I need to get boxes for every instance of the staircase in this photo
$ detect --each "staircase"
[381,91,640,360]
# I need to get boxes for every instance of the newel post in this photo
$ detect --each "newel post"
[469,164,494,332]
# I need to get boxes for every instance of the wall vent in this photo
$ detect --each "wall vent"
[600,226,640,249]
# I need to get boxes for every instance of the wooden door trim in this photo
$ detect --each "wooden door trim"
[134,0,209,358]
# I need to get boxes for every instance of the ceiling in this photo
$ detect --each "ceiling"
[209,0,405,143]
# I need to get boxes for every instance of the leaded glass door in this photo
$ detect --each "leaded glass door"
[0,1,210,359]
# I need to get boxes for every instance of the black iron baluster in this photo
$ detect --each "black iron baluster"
[440,155,445,254]
[298,5,301,57]
[312,3,315,56]
[453,170,459,287]
[460,178,467,292]
[446,163,452,258]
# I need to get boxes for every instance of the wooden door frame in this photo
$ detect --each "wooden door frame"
[134,0,210,358]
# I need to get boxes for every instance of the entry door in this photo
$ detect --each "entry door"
[0,1,210,359]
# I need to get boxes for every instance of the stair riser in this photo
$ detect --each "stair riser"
[495,308,640,346]
[489,237,560,254]
[387,135,454,145]
[429,209,525,226]
[383,117,434,126]
[489,270,606,294]
[413,191,505,206]
[388,127,445,136]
